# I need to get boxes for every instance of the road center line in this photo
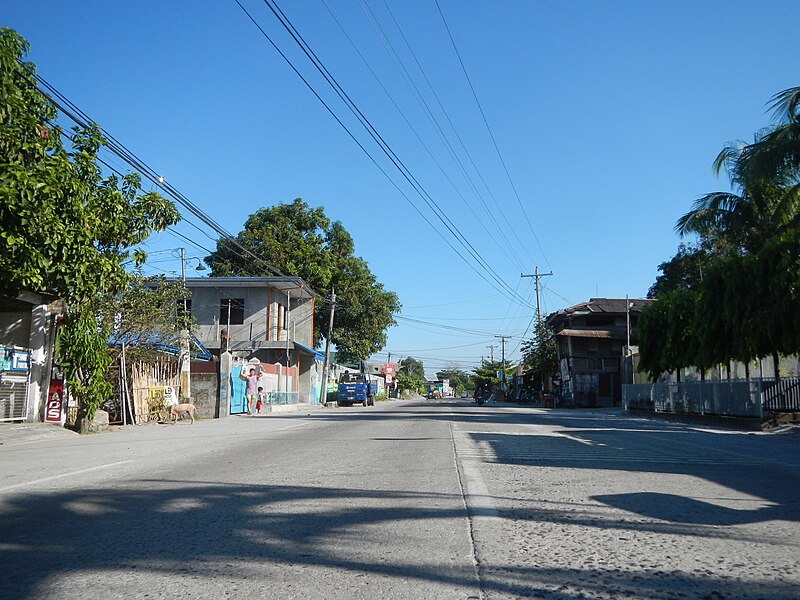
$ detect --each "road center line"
[273,422,309,432]
[0,460,134,493]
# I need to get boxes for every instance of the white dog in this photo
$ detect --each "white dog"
[170,403,196,424]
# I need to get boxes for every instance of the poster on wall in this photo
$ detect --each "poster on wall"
[560,358,570,382]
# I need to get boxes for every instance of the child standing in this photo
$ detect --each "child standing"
[255,386,265,415]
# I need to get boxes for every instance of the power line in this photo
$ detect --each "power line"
[434,0,551,270]
[32,72,304,291]
[236,0,534,310]
[377,0,536,270]
[320,0,527,273]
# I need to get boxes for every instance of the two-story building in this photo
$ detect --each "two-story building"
[183,276,323,406]
[546,298,652,407]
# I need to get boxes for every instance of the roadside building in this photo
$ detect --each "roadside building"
[0,292,61,423]
[546,298,652,407]
[181,277,321,410]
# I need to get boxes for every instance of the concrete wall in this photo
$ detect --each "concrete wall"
[190,372,220,419]
[0,311,31,347]
[189,286,314,350]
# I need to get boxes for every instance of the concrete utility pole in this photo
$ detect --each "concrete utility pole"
[521,266,553,323]
[495,335,510,392]
[320,287,336,405]
[486,344,497,363]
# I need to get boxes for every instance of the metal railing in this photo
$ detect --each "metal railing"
[762,378,800,411]
[268,391,299,406]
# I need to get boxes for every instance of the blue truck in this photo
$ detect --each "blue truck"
[337,371,377,407]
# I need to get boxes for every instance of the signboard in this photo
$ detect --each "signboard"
[560,358,570,382]
[384,363,394,384]
[148,386,177,407]
[45,379,64,423]
[0,347,30,372]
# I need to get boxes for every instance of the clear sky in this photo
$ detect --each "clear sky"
[5,1,800,377]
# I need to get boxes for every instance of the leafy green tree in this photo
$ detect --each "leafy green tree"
[647,243,711,298]
[1,29,180,420]
[435,366,472,393]
[472,359,502,391]
[205,198,399,362]
[638,289,699,381]
[396,356,425,393]
[521,320,558,377]
[99,276,192,362]
[642,86,800,382]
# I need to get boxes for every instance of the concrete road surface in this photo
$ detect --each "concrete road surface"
[1,399,798,599]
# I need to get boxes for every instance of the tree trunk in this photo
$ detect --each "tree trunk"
[745,362,750,380]
[773,352,780,381]
[726,362,731,381]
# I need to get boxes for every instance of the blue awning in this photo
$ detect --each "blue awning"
[293,341,325,360]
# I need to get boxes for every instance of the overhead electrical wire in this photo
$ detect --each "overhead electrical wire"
[376,0,536,270]
[235,0,535,310]
[262,0,532,306]
[433,0,551,270]
[32,72,305,291]
[320,0,526,273]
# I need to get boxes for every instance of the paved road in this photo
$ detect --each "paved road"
[1,400,798,599]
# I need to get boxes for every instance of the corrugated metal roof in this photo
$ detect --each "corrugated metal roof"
[556,329,618,339]
[546,297,654,324]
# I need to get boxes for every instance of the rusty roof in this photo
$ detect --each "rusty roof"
[546,297,654,324]
[556,328,625,339]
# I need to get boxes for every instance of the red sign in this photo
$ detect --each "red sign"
[45,379,64,423]
[385,363,394,375]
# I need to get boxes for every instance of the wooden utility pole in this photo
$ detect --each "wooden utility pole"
[320,287,336,405]
[521,266,553,322]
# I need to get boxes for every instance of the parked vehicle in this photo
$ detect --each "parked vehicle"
[337,371,377,407]
[427,390,441,400]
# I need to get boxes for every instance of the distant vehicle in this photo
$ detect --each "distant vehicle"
[337,372,377,407]
[461,391,469,398]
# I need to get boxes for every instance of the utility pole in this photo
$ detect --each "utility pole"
[179,247,190,400]
[521,266,553,323]
[495,335,510,393]
[386,352,392,398]
[320,287,336,405]
[486,344,496,363]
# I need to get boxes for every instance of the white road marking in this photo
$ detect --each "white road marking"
[0,460,134,493]
[274,422,308,432]
[460,459,499,520]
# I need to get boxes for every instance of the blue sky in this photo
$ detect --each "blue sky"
[5,1,800,376]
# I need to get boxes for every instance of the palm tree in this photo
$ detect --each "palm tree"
[675,139,790,254]
[739,86,800,187]
[677,86,800,253]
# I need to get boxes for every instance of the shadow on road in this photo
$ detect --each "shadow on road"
[1,478,797,599]
[2,402,799,598]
